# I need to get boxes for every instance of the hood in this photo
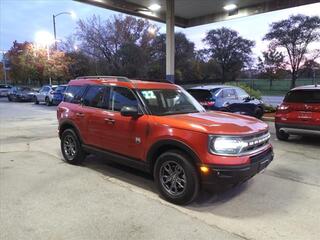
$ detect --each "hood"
[154,111,268,135]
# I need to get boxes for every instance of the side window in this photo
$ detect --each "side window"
[236,88,249,99]
[110,87,138,112]
[39,87,45,93]
[223,89,237,99]
[83,85,105,108]
[64,85,86,104]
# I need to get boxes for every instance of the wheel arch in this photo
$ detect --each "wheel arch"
[59,120,83,143]
[146,139,201,175]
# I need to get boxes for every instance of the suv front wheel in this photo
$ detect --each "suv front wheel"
[154,150,199,205]
[61,129,86,164]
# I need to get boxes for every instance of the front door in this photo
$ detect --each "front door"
[102,86,149,160]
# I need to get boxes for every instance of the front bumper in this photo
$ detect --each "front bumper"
[200,147,274,188]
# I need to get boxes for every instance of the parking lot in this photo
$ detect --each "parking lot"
[1,97,320,240]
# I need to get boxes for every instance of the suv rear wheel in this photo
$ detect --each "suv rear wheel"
[154,150,199,205]
[276,127,289,141]
[61,129,86,164]
[45,97,52,106]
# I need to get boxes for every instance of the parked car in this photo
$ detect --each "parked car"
[0,84,12,97]
[52,85,67,105]
[275,85,320,140]
[187,85,264,119]
[35,85,58,105]
[57,76,273,205]
[7,86,36,102]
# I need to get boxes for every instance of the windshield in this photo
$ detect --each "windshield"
[139,88,205,116]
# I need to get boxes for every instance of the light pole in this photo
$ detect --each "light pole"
[52,11,76,50]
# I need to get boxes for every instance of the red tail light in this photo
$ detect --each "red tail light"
[277,104,290,113]
[200,101,215,107]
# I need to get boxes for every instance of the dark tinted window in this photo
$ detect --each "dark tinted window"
[111,87,138,111]
[187,89,213,101]
[284,90,320,103]
[64,85,86,103]
[83,86,105,108]
[55,86,67,93]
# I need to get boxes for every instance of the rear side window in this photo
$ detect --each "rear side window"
[64,85,86,104]
[110,87,138,111]
[284,90,320,103]
[187,89,213,101]
[83,86,105,108]
[222,89,237,99]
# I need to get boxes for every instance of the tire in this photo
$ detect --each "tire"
[45,97,51,106]
[8,96,12,102]
[34,96,39,104]
[61,129,86,165]
[154,150,199,205]
[254,107,264,119]
[276,127,289,141]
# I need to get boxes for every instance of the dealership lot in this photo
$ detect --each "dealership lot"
[1,98,320,240]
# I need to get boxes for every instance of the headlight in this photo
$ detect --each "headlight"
[209,136,248,155]
[208,132,270,156]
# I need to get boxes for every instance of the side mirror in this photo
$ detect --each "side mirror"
[121,106,141,118]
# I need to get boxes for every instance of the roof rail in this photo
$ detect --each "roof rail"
[76,76,130,82]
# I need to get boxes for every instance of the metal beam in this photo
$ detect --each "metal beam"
[166,0,175,83]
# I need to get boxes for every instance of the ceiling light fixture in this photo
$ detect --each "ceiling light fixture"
[148,3,161,11]
[223,4,237,11]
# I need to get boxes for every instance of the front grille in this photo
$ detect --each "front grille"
[240,131,270,155]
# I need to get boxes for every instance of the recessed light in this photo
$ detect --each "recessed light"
[149,3,161,11]
[223,4,237,11]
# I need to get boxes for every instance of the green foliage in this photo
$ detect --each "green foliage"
[263,104,276,113]
[226,82,262,100]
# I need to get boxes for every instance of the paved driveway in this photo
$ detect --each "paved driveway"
[1,98,320,240]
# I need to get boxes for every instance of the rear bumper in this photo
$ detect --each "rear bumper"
[200,147,274,189]
[276,122,320,135]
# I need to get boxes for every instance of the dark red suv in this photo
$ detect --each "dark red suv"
[275,85,320,140]
[57,76,273,204]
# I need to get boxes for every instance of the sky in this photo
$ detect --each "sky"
[1,0,320,59]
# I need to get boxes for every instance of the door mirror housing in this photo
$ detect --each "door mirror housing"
[120,106,141,118]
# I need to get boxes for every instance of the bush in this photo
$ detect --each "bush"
[226,82,262,100]
[263,104,277,113]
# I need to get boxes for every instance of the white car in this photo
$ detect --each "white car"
[35,85,58,106]
[0,84,12,97]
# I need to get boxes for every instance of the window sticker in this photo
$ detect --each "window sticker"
[141,90,156,99]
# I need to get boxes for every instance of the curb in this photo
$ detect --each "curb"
[262,116,275,122]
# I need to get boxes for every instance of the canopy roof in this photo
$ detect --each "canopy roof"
[75,0,318,27]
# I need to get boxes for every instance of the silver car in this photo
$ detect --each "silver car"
[0,84,12,97]
[35,85,58,106]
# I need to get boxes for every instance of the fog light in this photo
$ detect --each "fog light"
[200,166,209,173]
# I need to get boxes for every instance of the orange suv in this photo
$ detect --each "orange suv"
[57,76,273,205]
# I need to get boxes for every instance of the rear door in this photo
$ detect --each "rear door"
[38,86,49,102]
[284,89,320,126]
[81,85,111,148]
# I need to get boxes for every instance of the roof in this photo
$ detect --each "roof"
[75,0,318,28]
[68,77,179,90]
[292,85,320,90]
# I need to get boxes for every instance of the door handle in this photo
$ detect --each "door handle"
[105,118,115,125]
[76,112,85,117]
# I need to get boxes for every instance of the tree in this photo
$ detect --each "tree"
[149,32,197,82]
[7,41,71,86]
[76,14,158,76]
[203,27,255,82]
[264,14,320,88]
[258,47,286,86]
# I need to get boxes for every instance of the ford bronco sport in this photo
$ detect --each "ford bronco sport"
[57,76,273,205]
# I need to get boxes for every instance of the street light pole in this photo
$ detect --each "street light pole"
[52,11,76,50]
